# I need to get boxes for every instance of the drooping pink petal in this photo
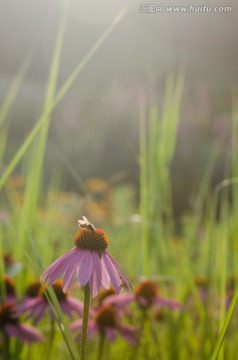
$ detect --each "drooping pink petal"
[137,296,149,307]
[65,297,84,316]
[16,297,51,324]
[105,293,135,307]
[70,319,82,332]
[19,324,44,343]
[87,321,98,338]
[42,248,78,285]
[42,248,77,277]
[117,324,139,345]
[77,250,93,286]
[4,323,44,344]
[15,298,37,316]
[34,302,49,323]
[89,252,102,297]
[59,301,73,318]
[105,252,132,289]
[101,259,110,289]
[105,327,117,342]
[70,319,98,342]
[155,296,181,309]
[63,250,84,292]
[48,296,85,320]
[102,253,123,293]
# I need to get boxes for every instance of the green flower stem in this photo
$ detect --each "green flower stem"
[45,318,56,360]
[3,333,10,360]
[80,283,91,360]
[97,332,105,360]
[130,309,147,360]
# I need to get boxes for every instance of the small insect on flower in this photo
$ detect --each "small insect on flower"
[78,216,95,232]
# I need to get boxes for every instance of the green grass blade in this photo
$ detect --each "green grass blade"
[53,5,127,107]
[210,288,238,360]
[0,55,32,128]
[44,287,80,360]
[0,127,9,165]
[139,90,149,276]
[231,94,238,213]
[0,112,49,190]
[139,74,183,274]
[19,0,70,238]
[0,5,127,192]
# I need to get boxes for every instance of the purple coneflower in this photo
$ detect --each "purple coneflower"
[95,288,133,320]
[41,217,131,297]
[70,304,138,345]
[0,302,43,344]
[105,279,181,311]
[16,280,84,323]
[95,288,118,308]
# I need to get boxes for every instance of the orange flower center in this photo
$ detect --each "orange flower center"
[194,276,207,289]
[52,281,68,301]
[40,280,68,301]
[0,276,16,297]
[73,228,110,254]
[25,280,42,298]
[3,253,15,268]
[153,308,166,322]
[95,305,117,330]
[0,303,19,327]
[135,280,158,307]
[96,288,116,305]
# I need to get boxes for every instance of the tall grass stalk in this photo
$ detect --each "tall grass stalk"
[0,56,31,169]
[44,286,80,360]
[209,95,238,359]
[0,56,31,129]
[139,75,183,275]
[231,95,238,214]
[139,89,149,275]
[0,127,8,166]
[210,287,238,360]
[18,0,70,244]
[0,3,128,359]
[0,5,127,191]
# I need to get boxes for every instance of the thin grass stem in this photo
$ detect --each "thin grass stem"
[210,287,238,360]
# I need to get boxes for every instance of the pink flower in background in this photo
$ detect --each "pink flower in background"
[0,302,43,344]
[95,288,117,307]
[16,280,84,324]
[70,304,138,344]
[41,217,131,297]
[95,288,133,319]
[105,279,181,311]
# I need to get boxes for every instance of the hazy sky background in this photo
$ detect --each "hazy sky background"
[0,0,237,213]
[0,0,236,95]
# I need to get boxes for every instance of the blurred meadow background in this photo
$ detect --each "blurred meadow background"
[0,0,238,359]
